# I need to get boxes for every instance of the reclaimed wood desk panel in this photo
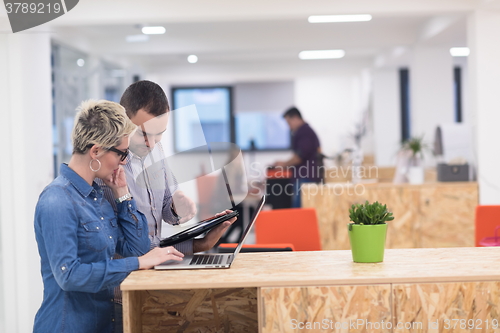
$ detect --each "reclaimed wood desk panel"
[122,247,500,333]
[301,182,478,250]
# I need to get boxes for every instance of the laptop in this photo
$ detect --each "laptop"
[154,195,265,270]
[159,164,243,248]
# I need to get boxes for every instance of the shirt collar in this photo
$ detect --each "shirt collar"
[59,163,98,198]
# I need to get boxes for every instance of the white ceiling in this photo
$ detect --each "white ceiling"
[51,17,466,71]
[4,0,490,72]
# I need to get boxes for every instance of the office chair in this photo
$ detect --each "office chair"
[255,207,322,251]
[195,173,218,219]
[475,205,500,247]
[217,243,295,253]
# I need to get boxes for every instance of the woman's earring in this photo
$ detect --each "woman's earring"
[90,159,101,172]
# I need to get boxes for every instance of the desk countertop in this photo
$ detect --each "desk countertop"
[302,181,477,189]
[121,247,500,291]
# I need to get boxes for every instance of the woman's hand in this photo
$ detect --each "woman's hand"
[138,246,184,270]
[102,166,129,199]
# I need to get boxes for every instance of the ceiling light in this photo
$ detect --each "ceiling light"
[141,26,166,35]
[76,59,85,67]
[126,34,150,43]
[308,15,372,23]
[392,46,406,57]
[450,47,470,57]
[187,55,198,63]
[299,50,345,60]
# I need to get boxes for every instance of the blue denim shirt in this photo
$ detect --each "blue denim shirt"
[33,164,150,333]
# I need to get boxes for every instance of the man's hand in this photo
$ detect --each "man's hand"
[193,210,237,253]
[172,190,197,223]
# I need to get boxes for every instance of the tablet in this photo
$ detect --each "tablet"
[159,210,239,247]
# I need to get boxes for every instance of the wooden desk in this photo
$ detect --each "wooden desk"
[301,182,478,250]
[122,247,500,332]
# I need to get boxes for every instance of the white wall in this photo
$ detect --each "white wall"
[0,34,53,333]
[410,46,455,146]
[295,75,367,158]
[372,69,401,166]
[467,10,500,204]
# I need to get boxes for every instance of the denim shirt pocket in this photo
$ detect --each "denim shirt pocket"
[81,221,108,252]
[109,217,118,228]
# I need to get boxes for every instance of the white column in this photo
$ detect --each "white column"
[372,69,401,166]
[0,34,53,333]
[467,10,500,204]
[410,46,454,146]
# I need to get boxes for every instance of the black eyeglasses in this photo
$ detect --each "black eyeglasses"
[107,147,129,162]
[85,144,129,162]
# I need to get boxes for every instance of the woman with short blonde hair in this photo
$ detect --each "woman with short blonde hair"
[33,100,183,333]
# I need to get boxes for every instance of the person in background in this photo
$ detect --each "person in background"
[99,81,237,332]
[274,106,323,208]
[33,100,184,333]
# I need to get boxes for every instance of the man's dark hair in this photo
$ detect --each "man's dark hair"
[120,80,169,117]
[283,106,302,119]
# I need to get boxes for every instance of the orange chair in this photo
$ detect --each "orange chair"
[218,243,295,253]
[255,208,322,251]
[195,173,219,219]
[475,205,500,246]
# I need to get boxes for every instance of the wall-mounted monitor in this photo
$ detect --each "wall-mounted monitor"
[171,86,233,152]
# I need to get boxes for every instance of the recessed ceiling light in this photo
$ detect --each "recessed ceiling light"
[187,55,198,63]
[450,47,470,57]
[299,50,345,60]
[308,15,372,23]
[141,26,166,35]
[76,59,85,67]
[126,34,150,43]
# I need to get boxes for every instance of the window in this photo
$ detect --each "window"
[399,68,411,142]
[171,82,293,152]
[172,87,233,152]
[454,67,462,123]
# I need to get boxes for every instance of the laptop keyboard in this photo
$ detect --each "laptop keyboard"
[190,254,224,265]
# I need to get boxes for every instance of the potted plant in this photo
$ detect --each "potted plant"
[401,136,428,184]
[348,201,394,263]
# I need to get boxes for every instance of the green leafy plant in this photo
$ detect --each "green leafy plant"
[401,136,428,157]
[348,201,394,231]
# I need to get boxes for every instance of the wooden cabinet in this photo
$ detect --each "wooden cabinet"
[121,248,500,333]
[301,182,478,250]
[418,185,477,248]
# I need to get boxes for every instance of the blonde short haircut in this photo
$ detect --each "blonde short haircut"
[72,100,136,154]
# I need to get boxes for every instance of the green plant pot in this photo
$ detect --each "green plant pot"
[348,223,387,263]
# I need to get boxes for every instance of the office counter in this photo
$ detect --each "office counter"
[121,247,500,332]
[301,182,478,250]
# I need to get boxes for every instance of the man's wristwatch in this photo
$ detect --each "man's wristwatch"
[171,202,181,223]
[115,193,132,204]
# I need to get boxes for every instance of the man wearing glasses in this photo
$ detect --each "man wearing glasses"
[99,80,236,333]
